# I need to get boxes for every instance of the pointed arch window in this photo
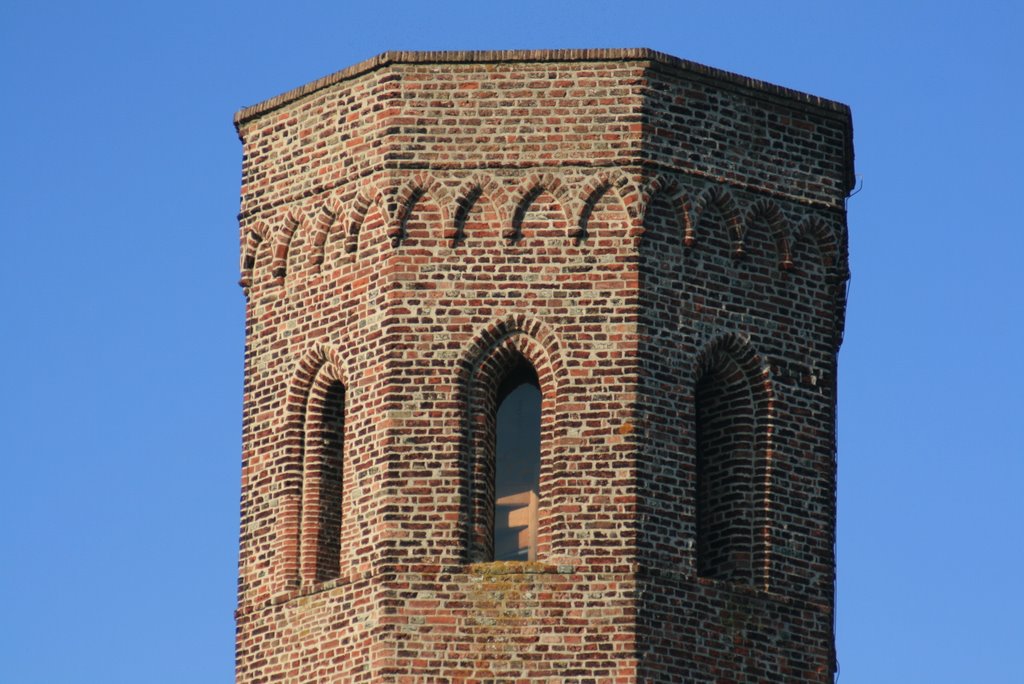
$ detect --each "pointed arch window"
[492,359,541,561]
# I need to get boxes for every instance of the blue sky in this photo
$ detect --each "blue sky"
[2,1,1021,682]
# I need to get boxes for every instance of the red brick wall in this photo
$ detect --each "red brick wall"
[234,49,852,682]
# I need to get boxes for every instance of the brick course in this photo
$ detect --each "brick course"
[234,48,853,683]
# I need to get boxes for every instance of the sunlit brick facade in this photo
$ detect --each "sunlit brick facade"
[233,49,854,682]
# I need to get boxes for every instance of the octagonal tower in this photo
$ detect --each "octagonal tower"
[233,49,853,683]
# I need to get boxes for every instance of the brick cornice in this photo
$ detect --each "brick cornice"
[233,48,852,128]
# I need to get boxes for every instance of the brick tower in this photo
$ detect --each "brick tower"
[233,49,853,682]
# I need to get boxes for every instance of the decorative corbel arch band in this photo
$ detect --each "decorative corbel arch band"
[791,214,847,349]
[280,342,351,587]
[344,181,394,255]
[692,332,775,589]
[507,172,573,243]
[456,315,565,562]
[575,169,643,241]
[452,173,509,246]
[273,210,303,279]
[308,200,343,267]
[392,171,453,244]
[637,175,694,245]
[239,220,271,288]
[693,184,744,256]
[743,198,791,268]
[791,215,839,271]
[241,174,847,297]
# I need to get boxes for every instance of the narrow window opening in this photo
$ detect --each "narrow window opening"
[493,360,541,561]
[695,358,753,583]
[314,381,345,582]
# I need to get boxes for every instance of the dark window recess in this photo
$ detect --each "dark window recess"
[695,357,754,583]
[313,381,345,582]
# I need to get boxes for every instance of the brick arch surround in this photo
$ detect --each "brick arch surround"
[305,198,343,268]
[793,215,841,271]
[693,183,744,256]
[693,333,775,588]
[451,173,509,245]
[279,344,350,589]
[393,171,452,245]
[341,182,393,257]
[508,172,572,243]
[457,316,564,563]
[273,210,303,279]
[575,169,642,240]
[742,197,791,267]
[238,221,270,289]
[638,175,694,245]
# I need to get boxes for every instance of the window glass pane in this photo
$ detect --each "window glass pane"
[493,365,541,561]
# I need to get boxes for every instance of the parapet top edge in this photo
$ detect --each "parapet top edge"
[232,48,852,128]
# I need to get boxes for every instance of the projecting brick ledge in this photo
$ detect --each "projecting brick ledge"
[233,48,852,126]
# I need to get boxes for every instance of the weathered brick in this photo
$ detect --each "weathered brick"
[234,48,853,683]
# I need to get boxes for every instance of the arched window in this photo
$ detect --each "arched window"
[302,378,346,583]
[694,352,754,583]
[492,359,541,561]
